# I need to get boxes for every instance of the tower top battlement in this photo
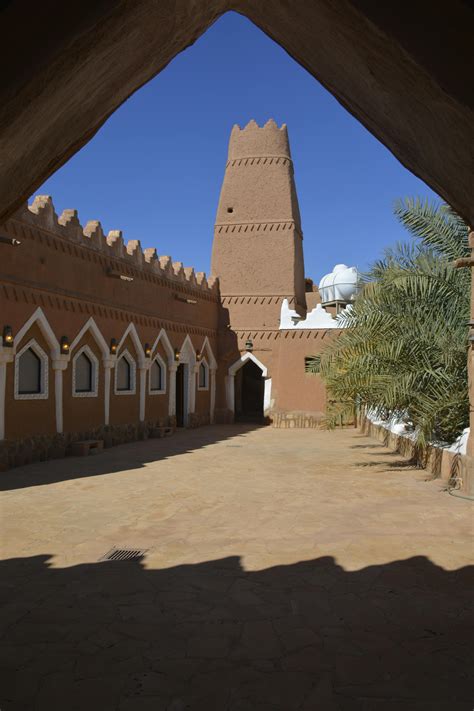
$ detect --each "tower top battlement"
[228,119,290,160]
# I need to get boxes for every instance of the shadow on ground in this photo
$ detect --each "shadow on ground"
[1,554,472,710]
[354,460,419,470]
[350,435,422,472]
[0,424,263,492]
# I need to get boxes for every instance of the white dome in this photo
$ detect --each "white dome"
[318,264,359,303]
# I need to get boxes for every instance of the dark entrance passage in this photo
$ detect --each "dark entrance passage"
[175,364,185,427]
[235,360,264,423]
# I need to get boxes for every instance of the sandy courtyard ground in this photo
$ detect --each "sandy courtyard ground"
[1,425,472,710]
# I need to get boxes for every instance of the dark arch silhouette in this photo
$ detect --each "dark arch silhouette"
[0,2,473,224]
[235,360,265,423]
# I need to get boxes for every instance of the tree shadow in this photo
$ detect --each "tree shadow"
[0,424,262,493]
[350,444,386,450]
[0,553,472,710]
[354,460,419,470]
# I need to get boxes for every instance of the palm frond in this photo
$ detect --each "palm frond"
[393,197,469,260]
[314,198,470,449]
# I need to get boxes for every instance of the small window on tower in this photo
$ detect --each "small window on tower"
[305,356,321,374]
[227,207,234,213]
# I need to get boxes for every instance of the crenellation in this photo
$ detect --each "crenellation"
[227,118,290,161]
[83,220,105,250]
[58,209,83,243]
[232,118,287,133]
[184,267,197,286]
[58,208,80,227]
[126,239,144,265]
[106,229,126,257]
[28,194,58,231]
[143,247,160,272]
[196,272,208,288]
[19,195,216,293]
[172,262,185,280]
[159,255,173,276]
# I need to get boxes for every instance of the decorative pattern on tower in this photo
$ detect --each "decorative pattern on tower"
[211,119,307,329]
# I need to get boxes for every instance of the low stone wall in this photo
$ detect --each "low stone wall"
[361,417,473,495]
[271,411,324,429]
[0,416,177,471]
[213,408,235,425]
[188,413,210,428]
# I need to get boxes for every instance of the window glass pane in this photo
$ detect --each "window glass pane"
[117,356,131,391]
[75,352,93,392]
[199,362,207,388]
[150,360,162,391]
[18,348,41,394]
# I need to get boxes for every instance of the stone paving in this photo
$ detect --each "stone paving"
[0,425,473,710]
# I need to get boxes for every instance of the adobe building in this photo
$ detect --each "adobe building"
[0,120,357,468]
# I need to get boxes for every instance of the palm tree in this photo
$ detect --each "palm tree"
[306,198,470,453]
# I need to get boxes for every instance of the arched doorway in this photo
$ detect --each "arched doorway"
[227,352,271,423]
[175,363,187,427]
[173,335,196,428]
[235,359,264,422]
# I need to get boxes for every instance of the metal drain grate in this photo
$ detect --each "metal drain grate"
[100,547,148,562]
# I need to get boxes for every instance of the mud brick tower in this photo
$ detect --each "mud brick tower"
[211,119,307,331]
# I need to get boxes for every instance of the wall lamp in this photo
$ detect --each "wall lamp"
[0,235,21,246]
[106,268,134,282]
[60,336,70,354]
[110,338,118,355]
[245,338,253,352]
[174,294,197,305]
[196,352,202,362]
[2,325,13,347]
[144,343,152,358]
[174,348,180,362]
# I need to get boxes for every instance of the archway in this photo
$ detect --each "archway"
[175,363,187,428]
[173,335,196,428]
[227,352,271,423]
[235,360,264,423]
[1,3,473,225]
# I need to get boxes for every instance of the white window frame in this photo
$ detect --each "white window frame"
[148,353,167,395]
[72,345,99,398]
[114,349,136,395]
[197,357,209,391]
[14,338,49,400]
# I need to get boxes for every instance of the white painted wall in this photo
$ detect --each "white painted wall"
[279,299,342,330]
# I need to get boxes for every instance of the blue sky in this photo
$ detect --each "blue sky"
[38,12,438,281]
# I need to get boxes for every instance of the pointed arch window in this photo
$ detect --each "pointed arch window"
[14,339,49,400]
[115,350,136,394]
[198,359,209,391]
[72,345,99,397]
[149,354,166,394]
